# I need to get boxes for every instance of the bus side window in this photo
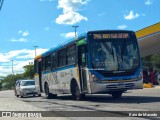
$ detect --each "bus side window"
[58,48,66,67]
[67,44,76,65]
[45,55,51,70]
[51,52,57,70]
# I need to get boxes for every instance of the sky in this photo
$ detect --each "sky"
[0,0,160,76]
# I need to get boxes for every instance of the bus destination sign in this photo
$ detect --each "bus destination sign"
[93,33,130,39]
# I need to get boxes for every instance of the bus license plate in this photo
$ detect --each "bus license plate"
[117,83,125,89]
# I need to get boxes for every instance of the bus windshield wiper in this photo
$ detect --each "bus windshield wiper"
[113,71,125,73]
[120,42,126,62]
[103,42,115,61]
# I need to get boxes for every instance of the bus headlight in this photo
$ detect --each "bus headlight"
[138,72,143,80]
[92,75,100,82]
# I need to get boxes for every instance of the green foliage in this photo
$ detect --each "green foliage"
[23,64,34,79]
[1,74,23,90]
[0,81,2,90]
[142,54,160,70]
[0,64,34,90]
[150,54,160,70]
[142,55,152,68]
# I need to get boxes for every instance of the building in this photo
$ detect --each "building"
[136,22,160,57]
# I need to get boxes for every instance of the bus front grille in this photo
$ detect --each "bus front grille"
[106,83,134,90]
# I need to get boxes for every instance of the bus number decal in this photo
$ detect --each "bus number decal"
[93,33,130,39]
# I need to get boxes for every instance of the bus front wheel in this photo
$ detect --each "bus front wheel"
[111,92,122,98]
[71,81,85,100]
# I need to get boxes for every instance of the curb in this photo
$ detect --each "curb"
[154,85,160,88]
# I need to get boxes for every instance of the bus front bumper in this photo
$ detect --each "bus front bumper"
[90,79,143,94]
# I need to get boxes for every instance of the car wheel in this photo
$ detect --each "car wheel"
[20,95,23,98]
[20,91,23,98]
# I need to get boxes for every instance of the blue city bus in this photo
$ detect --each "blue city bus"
[34,30,143,100]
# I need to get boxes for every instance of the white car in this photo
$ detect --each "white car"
[15,79,41,98]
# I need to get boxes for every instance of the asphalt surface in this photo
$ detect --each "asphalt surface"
[1,87,160,120]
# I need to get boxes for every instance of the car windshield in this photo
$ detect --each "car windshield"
[21,80,35,86]
[90,39,140,71]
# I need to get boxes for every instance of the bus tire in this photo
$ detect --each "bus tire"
[71,81,85,100]
[51,94,57,99]
[38,94,41,97]
[45,83,52,99]
[111,92,122,98]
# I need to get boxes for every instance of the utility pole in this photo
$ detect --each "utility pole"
[11,60,14,75]
[72,25,79,38]
[33,46,38,57]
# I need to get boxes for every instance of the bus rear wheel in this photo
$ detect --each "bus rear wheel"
[71,81,85,100]
[111,92,122,98]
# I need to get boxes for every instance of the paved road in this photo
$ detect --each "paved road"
[19,88,160,111]
[0,90,70,120]
[1,88,160,120]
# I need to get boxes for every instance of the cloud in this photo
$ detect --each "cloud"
[18,30,22,34]
[117,24,128,29]
[0,48,48,76]
[44,27,50,31]
[145,0,153,5]
[55,0,89,25]
[56,11,88,25]
[18,30,29,37]
[124,10,140,20]
[142,13,146,16]
[98,12,106,17]
[40,0,53,2]
[10,38,28,42]
[61,32,76,38]
[22,31,29,37]
[57,0,88,12]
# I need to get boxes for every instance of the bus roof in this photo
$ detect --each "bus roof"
[42,32,86,57]
[87,30,134,33]
[34,54,42,60]
[36,30,135,58]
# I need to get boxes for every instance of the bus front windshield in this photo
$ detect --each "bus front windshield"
[90,39,140,72]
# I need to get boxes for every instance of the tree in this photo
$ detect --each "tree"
[0,81,2,90]
[0,74,23,90]
[0,63,34,90]
[150,54,160,70]
[23,64,34,79]
[142,55,151,68]
[142,54,160,70]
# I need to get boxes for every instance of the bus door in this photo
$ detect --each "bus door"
[38,59,42,92]
[78,45,88,92]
